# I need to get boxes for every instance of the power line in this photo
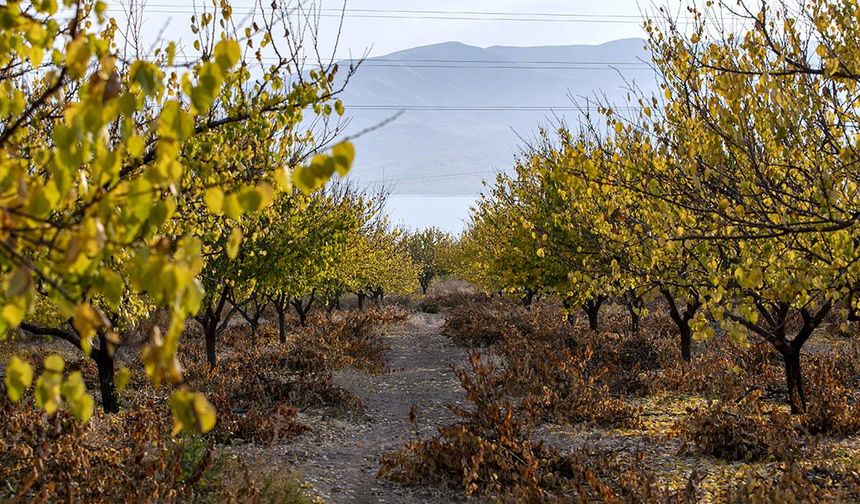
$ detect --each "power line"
[342,105,645,112]
[348,58,649,66]
[356,170,502,185]
[103,7,651,24]
[170,60,651,71]
[142,6,654,20]
[329,63,651,71]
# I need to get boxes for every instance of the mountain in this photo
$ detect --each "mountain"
[335,38,656,195]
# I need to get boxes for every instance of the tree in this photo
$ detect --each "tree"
[404,227,453,294]
[638,0,860,411]
[1,0,355,429]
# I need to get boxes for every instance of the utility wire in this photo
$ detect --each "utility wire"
[341,105,645,112]
[102,7,652,24]
[140,5,657,20]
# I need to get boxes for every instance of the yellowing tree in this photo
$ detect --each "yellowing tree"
[1,0,354,430]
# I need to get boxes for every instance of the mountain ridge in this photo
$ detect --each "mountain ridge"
[337,39,656,195]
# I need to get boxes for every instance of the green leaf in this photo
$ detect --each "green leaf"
[73,303,103,356]
[223,193,242,221]
[61,372,94,422]
[65,37,91,79]
[44,354,65,374]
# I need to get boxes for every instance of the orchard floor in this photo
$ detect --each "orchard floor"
[233,312,471,503]
[231,308,860,503]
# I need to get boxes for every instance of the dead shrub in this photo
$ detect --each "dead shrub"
[0,395,220,502]
[723,463,839,504]
[650,337,785,402]
[379,353,667,501]
[293,307,406,373]
[419,290,492,314]
[442,297,525,347]
[677,394,798,462]
[800,356,860,437]
[378,352,557,497]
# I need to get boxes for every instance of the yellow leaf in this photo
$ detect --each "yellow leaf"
[115,367,132,393]
[44,354,65,374]
[331,142,355,176]
[169,388,217,434]
[204,187,225,214]
[227,227,242,259]
[4,356,33,402]
[127,135,145,158]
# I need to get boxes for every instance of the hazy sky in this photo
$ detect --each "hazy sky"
[106,1,651,59]
[310,0,648,56]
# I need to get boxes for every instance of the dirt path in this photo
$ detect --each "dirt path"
[280,312,470,503]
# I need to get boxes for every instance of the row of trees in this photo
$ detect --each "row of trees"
[195,183,423,369]
[0,0,370,431]
[457,0,860,413]
[0,0,460,428]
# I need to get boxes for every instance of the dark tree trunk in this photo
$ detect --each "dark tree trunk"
[234,294,266,337]
[204,322,218,368]
[662,289,700,362]
[21,322,121,413]
[680,328,692,363]
[357,292,366,310]
[291,292,316,327]
[92,345,119,414]
[730,300,831,413]
[782,348,806,414]
[522,289,535,308]
[624,290,643,335]
[194,286,232,369]
[581,296,606,332]
[271,292,289,345]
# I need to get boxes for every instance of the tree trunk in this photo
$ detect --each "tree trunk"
[662,290,700,363]
[782,348,806,414]
[291,294,315,327]
[522,289,535,307]
[357,292,366,310]
[624,290,642,335]
[204,321,218,368]
[271,292,289,344]
[92,347,119,414]
[680,326,692,362]
[586,307,599,331]
[277,308,287,344]
[582,296,605,332]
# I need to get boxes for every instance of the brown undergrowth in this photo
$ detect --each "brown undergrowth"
[1,307,403,501]
[378,352,693,502]
[383,296,860,501]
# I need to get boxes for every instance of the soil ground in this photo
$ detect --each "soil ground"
[235,312,471,503]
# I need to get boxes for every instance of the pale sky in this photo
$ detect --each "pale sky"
[104,1,651,59]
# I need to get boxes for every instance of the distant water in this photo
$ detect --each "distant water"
[385,196,476,235]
